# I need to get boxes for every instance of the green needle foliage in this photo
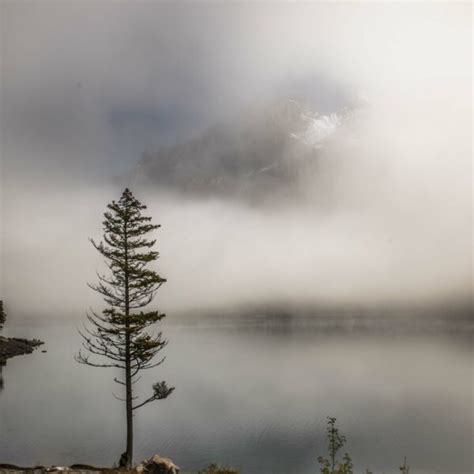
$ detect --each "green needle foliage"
[76,188,174,468]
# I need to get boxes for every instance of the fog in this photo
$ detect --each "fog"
[0,2,471,322]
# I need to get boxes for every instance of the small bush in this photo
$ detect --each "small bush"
[317,417,409,474]
[317,417,353,474]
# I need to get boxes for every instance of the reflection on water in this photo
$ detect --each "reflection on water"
[0,318,472,474]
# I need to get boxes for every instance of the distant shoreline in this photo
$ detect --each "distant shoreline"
[0,336,44,365]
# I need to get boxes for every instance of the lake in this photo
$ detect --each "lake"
[0,314,472,474]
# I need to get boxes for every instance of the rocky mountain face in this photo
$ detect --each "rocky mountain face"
[130,99,346,203]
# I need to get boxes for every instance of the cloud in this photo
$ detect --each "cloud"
[0,2,471,320]
[4,1,469,182]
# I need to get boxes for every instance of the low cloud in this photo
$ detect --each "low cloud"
[1,2,471,321]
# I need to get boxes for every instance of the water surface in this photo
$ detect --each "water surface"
[0,317,472,474]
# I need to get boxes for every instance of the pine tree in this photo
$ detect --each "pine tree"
[76,188,174,468]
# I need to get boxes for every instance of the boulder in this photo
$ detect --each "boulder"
[137,455,179,474]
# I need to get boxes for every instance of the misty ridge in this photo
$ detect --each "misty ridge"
[129,99,348,203]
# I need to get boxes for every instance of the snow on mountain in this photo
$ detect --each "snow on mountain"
[291,112,342,148]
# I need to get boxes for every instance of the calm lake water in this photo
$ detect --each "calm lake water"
[0,316,472,474]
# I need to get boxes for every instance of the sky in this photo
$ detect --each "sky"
[2,1,470,181]
[0,1,472,320]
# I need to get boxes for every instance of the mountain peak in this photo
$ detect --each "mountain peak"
[130,98,347,202]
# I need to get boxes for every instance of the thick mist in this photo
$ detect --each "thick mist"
[0,2,471,322]
[2,89,471,320]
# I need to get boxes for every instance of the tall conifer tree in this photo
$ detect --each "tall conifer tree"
[77,188,174,468]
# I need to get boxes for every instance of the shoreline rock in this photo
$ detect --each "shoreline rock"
[0,455,180,474]
[137,455,179,474]
[0,336,44,365]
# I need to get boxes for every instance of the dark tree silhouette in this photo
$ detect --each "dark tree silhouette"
[77,188,174,468]
[0,300,6,330]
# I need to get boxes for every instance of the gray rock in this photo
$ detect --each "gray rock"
[137,455,179,474]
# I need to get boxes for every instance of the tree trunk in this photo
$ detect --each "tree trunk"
[124,225,133,468]
[125,336,133,468]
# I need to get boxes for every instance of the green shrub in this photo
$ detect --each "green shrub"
[317,417,353,474]
[317,417,409,474]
